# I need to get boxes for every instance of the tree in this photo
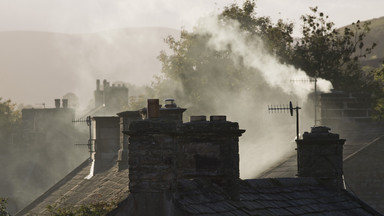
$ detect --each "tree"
[156,0,295,114]
[291,7,376,91]
[46,201,116,216]
[0,198,11,216]
[0,98,21,146]
[371,63,384,119]
[220,0,294,62]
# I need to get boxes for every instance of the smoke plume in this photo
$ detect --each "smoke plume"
[167,15,333,178]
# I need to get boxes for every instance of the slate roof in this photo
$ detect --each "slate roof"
[258,129,384,178]
[257,128,384,214]
[16,127,383,215]
[175,178,381,216]
[16,160,382,216]
[15,160,129,216]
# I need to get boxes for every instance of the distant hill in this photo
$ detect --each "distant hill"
[0,27,179,108]
[340,16,384,67]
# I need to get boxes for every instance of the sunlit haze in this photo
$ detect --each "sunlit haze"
[0,0,383,34]
[0,0,383,106]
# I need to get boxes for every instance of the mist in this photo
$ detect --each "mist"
[0,7,336,215]
[156,15,333,178]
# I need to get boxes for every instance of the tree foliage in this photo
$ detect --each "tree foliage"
[0,98,21,145]
[291,7,376,91]
[371,64,384,119]
[220,1,294,61]
[46,202,116,216]
[156,1,377,111]
[0,198,11,216]
[156,0,296,114]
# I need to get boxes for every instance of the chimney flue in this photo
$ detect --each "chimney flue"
[296,126,346,190]
[164,98,177,108]
[96,79,100,91]
[190,116,206,122]
[62,99,68,108]
[54,99,60,108]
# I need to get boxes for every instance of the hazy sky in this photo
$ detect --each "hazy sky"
[1,0,383,35]
[1,0,383,107]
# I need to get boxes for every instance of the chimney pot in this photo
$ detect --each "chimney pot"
[164,98,177,108]
[190,115,206,122]
[210,115,226,121]
[96,79,100,91]
[147,99,160,119]
[54,99,60,108]
[62,99,68,108]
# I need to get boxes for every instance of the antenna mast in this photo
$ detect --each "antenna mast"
[268,101,302,140]
[72,116,94,162]
[291,77,318,125]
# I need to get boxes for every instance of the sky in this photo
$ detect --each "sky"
[0,0,383,35]
[1,0,383,107]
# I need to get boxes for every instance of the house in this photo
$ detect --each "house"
[258,91,384,213]
[0,99,87,214]
[16,99,382,215]
[92,79,129,116]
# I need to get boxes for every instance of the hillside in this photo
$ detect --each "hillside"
[0,27,179,108]
[341,16,384,67]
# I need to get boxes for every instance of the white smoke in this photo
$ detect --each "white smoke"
[192,15,333,178]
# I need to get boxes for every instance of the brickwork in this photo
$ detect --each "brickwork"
[320,91,372,131]
[126,115,245,197]
[127,120,178,193]
[177,120,244,199]
[296,127,346,190]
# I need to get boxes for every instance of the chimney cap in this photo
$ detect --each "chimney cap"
[190,115,206,122]
[302,126,339,140]
[164,98,177,108]
[210,115,226,121]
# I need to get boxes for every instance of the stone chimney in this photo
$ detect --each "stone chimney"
[116,110,142,171]
[160,98,186,123]
[124,99,244,214]
[54,99,60,108]
[126,99,181,192]
[177,115,245,199]
[296,126,346,190]
[92,116,120,173]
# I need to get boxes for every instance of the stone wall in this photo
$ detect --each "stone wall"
[127,120,177,193]
[177,118,244,198]
[126,116,245,196]
[320,91,372,131]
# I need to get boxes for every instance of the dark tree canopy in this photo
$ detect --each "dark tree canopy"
[291,7,376,91]
[0,98,21,146]
[157,1,376,95]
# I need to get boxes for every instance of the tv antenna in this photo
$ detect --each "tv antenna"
[72,116,94,162]
[291,77,318,126]
[268,101,302,140]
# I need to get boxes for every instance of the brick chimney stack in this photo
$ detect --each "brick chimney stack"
[92,116,120,173]
[177,115,245,199]
[116,110,142,171]
[124,99,243,214]
[54,99,60,108]
[296,126,346,190]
